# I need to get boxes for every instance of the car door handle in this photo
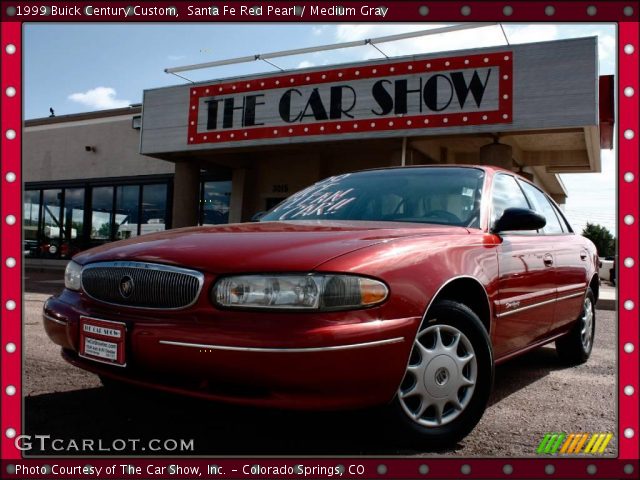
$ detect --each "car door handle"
[580,251,588,261]
[543,254,554,267]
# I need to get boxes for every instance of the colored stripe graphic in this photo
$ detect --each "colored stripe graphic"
[550,433,566,453]
[538,432,613,455]
[597,433,613,453]
[584,433,599,453]
[574,433,590,453]
[587,433,606,453]
[567,433,582,453]
[537,434,553,454]
[560,434,575,453]
[544,434,558,453]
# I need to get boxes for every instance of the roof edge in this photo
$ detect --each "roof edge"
[25,104,142,126]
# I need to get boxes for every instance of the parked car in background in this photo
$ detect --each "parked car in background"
[43,166,599,446]
[598,256,615,285]
[117,218,166,240]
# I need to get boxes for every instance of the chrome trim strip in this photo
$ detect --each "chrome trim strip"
[557,291,586,302]
[159,337,405,353]
[497,291,585,318]
[496,287,556,307]
[496,297,556,318]
[43,312,68,325]
[556,282,587,294]
[80,261,205,310]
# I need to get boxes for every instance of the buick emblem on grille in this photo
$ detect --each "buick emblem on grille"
[118,275,135,298]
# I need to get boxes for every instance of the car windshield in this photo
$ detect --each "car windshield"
[260,167,485,228]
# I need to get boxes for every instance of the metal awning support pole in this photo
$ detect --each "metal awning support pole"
[401,137,408,167]
[164,23,497,74]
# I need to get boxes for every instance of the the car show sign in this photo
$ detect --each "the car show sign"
[140,38,598,154]
[185,51,512,145]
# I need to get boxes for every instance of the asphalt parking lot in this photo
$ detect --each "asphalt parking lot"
[24,270,616,456]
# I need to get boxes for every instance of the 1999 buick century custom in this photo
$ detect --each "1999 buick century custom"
[44,166,599,445]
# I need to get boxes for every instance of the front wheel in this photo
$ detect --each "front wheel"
[555,288,596,364]
[388,300,494,447]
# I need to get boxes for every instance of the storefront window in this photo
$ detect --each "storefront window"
[91,186,114,241]
[115,185,140,239]
[42,189,62,257]
[24,178,171,257]
[141,184,167,235]
[24,190,40,257]
[63,188,85,258]
[200,181,232,225]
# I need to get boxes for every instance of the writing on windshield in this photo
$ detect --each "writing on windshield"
[270,174,357,220]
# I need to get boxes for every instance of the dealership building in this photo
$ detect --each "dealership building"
[23,37,613,262]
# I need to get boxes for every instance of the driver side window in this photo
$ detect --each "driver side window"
[490,174,530,229]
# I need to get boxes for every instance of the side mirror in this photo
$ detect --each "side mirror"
[250,211,266,222]
[492,208,546,233]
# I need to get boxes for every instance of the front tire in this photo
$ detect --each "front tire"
[555,288,595,364]
[389,300,493,447]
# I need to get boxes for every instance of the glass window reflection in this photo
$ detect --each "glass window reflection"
[63,188,85,258]
[141,184,167,235]
[200,181,231,225]
[42,189,62,256]
[24,190,41,257]
[115,185,140,239]
[91,186,114,240]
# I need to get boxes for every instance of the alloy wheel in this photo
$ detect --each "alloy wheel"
[398,324,477,427]
[580,297,594,351]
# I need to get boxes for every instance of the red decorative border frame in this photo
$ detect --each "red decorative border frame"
[1,2,638,478]
[186,52,513,145]
[618,17,639,465]
[1,19,21,462]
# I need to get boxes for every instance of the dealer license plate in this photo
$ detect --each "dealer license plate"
[79,317,126,367]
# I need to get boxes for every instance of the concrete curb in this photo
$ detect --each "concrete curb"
[26,259,68,272]
[597,299,616,311]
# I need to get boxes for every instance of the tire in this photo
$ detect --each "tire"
[555,288,595,365]
[388,300,494,447]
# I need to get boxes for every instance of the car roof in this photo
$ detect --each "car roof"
[353,164,510,175]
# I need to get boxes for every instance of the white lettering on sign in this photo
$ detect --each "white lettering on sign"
[83,323,121,338]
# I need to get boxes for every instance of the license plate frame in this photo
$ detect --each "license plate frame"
[79,316,127,367]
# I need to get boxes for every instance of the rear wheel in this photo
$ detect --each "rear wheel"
[555,289,595,364]
[389,300,493,447]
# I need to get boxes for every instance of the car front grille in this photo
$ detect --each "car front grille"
[81,261,204,309]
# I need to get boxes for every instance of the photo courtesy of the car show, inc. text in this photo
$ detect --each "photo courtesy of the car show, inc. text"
[2,4,636,479]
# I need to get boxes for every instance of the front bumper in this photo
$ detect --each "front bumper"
[44,293,420,410]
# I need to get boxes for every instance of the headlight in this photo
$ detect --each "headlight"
[213,274,388,311]
[64,260,82,291]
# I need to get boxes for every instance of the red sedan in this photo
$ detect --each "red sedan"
[44,166,599,445]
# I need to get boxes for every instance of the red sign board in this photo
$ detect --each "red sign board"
[187,51,513,145]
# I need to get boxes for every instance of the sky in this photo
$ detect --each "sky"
[23,23,617,234]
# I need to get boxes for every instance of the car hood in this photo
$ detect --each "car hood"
[73,221,469,273]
